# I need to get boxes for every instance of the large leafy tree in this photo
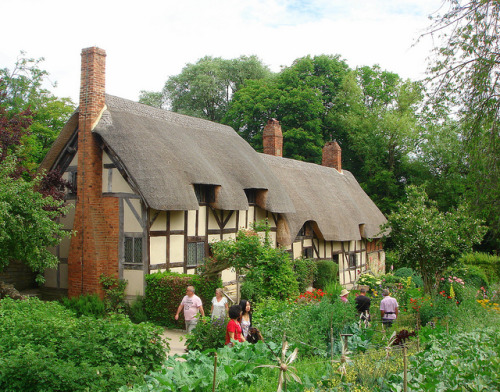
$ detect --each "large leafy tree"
[337,66,423,213]
[224,55,350,163]
[0,52,75,169]
[423,0,500,249]
[139,55,271,122]
[383,186,486,293]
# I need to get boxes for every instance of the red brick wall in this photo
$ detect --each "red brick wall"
[322,141,342,172]
[263,119,283,157]
[67,47,119,298]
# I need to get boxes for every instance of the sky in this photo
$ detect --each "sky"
[1,0,446,104]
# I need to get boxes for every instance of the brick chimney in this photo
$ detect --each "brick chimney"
[322,140,342,172]
[263,118,283,157]
[67,47,119,297]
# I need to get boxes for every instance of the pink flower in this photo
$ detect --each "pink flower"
[441,278,444,281]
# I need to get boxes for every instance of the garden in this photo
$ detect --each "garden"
[1,222,499,392]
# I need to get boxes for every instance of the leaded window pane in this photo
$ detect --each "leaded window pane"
[125,237,133,263]
[134,237,142,263]
[197,242,205,264]
[187,242,197,266]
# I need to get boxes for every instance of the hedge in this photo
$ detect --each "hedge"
[144,271,222,327]
[313,259,339,290]
[0,297,165,392]
[459,252,500,284]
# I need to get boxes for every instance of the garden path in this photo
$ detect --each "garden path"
[162,328,187,358]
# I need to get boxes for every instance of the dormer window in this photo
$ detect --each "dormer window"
[194,184,215,204]
[297,222,313,238]
[244,189,256,205]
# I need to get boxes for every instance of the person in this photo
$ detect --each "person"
[174,285,205,333]
[380,289,398,327]
[339,288,349,303]
[355,287,371,321]
[211,288,229,320]
[239,299,252,340]
[225,304,245,346]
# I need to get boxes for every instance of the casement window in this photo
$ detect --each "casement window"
[124,235,143,266]
[194,184,215,204]
[187,241,206,267]
[332,253,340,264]
[297,222,313,238]
[303,247,313,259]
[244,189,256,205]
[348,253,357,269]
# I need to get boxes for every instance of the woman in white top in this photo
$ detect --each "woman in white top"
[238,299,252,339]
[211,288,229,320]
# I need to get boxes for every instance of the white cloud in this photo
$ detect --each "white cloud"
[0,0,444,104]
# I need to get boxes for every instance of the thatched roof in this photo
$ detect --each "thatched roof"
[260,154,387,241]
[41,95,387,241]
[94,95,294,212]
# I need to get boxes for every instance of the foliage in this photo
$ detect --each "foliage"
[120,341,277,392]
[441,264,489,289]
[0,297,166,392]
[394,267,424,288]
[184,315,227,351]
[295,288,326,303]
[128,295,149,324]
[382,185,486,293]
[208,223,299,302]
[292,257,317,292]
[100,274,128,313]
[61,293,106,318]
[0,52,74,168]
[387,328,500,391]
[144,271,221,327]
[356,274,383,291]
[253,297,359,357]
[0,155,72,283]
[459,252,500,284]
[422,0,500,250]
[140,55,270,122]
[313,259,339,290]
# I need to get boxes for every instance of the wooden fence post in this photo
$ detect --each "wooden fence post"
[212,352,218,392]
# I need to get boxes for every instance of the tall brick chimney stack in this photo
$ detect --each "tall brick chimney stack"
[263,118,283,157]
[68,47,119,297]
[322,140,342,172]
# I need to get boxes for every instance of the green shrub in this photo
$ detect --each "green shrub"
[100,274,128,313]
[394,267,424,287]
[184,316,227,351]
[313,259,338,290]
[144,271,221,327]
[253,297,358,357]
[387,328,500,391]
[443,264,489,289]
[460,252,500,283]
[292,257,317,292]
[61,293,106,318]
[128,295,148,324]
[0,297,166,392]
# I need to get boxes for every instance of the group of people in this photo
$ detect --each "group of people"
[341,287,399,327]
[174,284,400,344]
[174,286,259,346]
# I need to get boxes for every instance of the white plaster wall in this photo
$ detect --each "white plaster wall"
[221,268,236,284]
[150,236,166,264]
[124,199,143,232]
[198,206,207,236]
[171,267,184,274]
[59,236,71,258]
[124,270,144,296]
[150,211,167,231]
[111,168,134,194]
[225,211,237,228]
[60,200,75,229]
[187,210,196,236]
[170,235,184,262]
[59,264,68,289]
[208,210,219,230]
[44,268,57,287]
[238,210,246,229]
[293,241,302,259]
[170,211,184,231]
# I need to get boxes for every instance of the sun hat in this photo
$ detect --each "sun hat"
[340,289,349,297]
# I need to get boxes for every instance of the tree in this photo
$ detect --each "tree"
[224,55,350,163]
[0,52,75,168]
[140,55,271,122]
[422,0,500,250]
[0,155,72,283]
[337,66,423,213]
[382,186,486,293]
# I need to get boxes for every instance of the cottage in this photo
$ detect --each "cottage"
[40,47,387,299]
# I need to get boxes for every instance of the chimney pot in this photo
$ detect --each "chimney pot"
[263,118,283,157]
[322,140,342,172]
